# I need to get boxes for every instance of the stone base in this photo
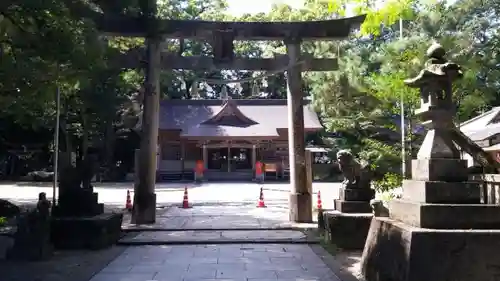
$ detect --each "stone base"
[51,213,123,250]
[412,158,468,182]
[289,193,313,223]
[389,199,500,229]
[361,217,500,281]
[53,189,104,217]
[339,188,375,201]
[322,211,372,250]
[402,180,480,204]
[131,193,157,224]
[6,241,53,261]
[317,209,334,230]
[334,199,372,213]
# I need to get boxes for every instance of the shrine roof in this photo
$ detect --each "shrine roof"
[460,106,500,141]
[159,99,322,137]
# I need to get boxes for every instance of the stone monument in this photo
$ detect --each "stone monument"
[361,43,500,281]
[320,150,375,249]
[6,192,53,261]
[51,154,123,250]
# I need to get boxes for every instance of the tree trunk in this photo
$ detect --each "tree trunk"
[104,117,115,168]
[81,112,89,161]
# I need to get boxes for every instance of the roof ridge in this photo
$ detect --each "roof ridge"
[200,99,257,126]
[460,106,500,127]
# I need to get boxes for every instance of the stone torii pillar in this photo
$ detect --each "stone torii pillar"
[131,0,160,224]
[285,38,313,223]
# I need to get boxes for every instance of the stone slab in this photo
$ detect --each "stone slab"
[322,211,372,250]
[402,180,481,204]
[90,244,342,281]
[51,212,123,249]
[118,230,312,245]
[390,199,500,229]
[334,199,372,213]
[412,158,468,182]
[361,217,500,281]
[339,188,375,202]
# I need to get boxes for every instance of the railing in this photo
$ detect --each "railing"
[470,174,500,204]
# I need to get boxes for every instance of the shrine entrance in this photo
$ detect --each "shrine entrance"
[207,147,251,172]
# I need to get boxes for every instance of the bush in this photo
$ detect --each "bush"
[0,217,7,227]
[373,172,402,192]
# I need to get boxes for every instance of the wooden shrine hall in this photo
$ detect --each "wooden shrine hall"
[156,98,322,181]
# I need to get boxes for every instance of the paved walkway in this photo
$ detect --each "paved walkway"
[119,230,309,244]
[122,203,301,231]
[90,244,341,281]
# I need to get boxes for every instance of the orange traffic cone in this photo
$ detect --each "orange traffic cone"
[257,186,266,208]
[182,186,190,209]
[125,190,132,212]
[317,190,322,210]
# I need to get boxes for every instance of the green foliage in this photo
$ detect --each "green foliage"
[327,0,416,35]
[0,217,6,227]
[373,173,403,192]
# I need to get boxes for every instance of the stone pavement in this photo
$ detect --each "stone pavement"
[1,247,126,281]
[90,244,342,281]
[119,230,309,245]
[122,202,300,231]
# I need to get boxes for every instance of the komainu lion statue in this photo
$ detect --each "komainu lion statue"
[336,149,372,190]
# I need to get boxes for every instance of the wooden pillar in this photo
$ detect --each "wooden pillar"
[156,143,161,171]
[305,150,313,194]
[285,38,312,223]
[202,144,207,169]
[227,146,231,172]
[252,144,257,169]
[180,141,185,173]
[131,0,160,224]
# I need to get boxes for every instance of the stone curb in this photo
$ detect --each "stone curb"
[121,227,297,232]
[117,239,320,246]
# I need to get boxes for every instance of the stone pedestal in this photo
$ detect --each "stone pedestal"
[362,217,500,281]
[333,187,375,214]
[361,158,500,281]
[51,213,123,250]
[322,187,375,250]
[322,211,372,250]
[289,193,313,223]
[51,168,123,250]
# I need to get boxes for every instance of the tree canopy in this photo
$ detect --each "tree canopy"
[1,0,498,186]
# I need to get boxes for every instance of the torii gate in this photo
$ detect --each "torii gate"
[66,0,365,224]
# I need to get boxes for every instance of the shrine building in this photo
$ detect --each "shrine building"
[156,98,323,181]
